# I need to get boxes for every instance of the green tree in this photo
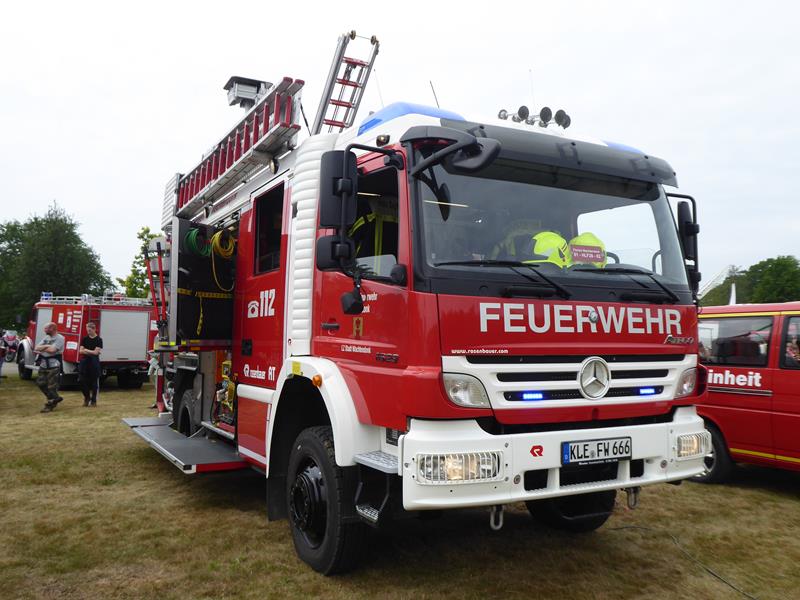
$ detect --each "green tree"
[700,256,800,306]
[116,226,160,298]
[748,256,800,302]
[0,204,112,329]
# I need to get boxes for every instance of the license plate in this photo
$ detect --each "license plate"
[561,437,632,465]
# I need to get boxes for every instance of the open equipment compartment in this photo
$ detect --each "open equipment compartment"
[168,216,237,348]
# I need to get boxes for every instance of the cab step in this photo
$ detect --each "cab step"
[354,450,399,474]
[355,503,381,524]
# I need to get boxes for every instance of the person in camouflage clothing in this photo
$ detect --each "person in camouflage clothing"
[35,322,65,413]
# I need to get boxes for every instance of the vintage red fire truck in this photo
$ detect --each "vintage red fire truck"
[19,292,156,388]
[695,302,800,481]
[127,32,710,574]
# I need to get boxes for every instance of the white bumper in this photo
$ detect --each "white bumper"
[400,406,706,510]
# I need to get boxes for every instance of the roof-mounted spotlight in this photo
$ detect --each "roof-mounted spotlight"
[511,105,530,122]
[555,109,572,129]
[538,106,553,127]
[498,109,509,120]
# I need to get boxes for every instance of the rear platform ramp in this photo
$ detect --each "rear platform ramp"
[123,417,248,474]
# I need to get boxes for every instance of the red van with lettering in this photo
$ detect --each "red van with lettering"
[694,302,800,481]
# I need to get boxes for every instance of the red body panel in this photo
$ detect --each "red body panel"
[237,400,270,463]
[438,296,697,356]
[696,303,800,471]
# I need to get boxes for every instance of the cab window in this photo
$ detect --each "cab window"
[781,316,800,369]
[254,184,284,274]
[349,168,399,280]
[698,316,772,367]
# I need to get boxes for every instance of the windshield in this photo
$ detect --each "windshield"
[413,150,690,301]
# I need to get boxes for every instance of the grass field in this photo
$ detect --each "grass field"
[1,370,798,599]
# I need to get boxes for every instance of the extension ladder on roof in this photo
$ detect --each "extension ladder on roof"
[312,31,379,135]
[175,77,305,220]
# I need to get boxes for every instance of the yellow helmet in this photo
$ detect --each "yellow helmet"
[526,231,571,268]
[569,232,607,268]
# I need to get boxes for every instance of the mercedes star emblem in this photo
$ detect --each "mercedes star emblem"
[578,356,611,399]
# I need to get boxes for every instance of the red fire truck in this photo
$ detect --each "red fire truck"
[127,32,709,574]
[18,292,156,388]
[695,302,800,481]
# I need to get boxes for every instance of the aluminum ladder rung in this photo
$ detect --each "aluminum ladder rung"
[336,78,362,88]
[328,99,354,108]
[343,56,369,67]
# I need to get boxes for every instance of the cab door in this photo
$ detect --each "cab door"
[699,315,774,458]
[771,315,800,463]
[313,157,410,430]
[232,182,288,464]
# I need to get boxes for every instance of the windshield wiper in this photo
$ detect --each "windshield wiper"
[433,260,571,299]
[571,266,680,303]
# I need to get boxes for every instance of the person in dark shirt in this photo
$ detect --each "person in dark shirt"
[79,322,103,407]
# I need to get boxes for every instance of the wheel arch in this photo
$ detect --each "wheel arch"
[267,357,381,477]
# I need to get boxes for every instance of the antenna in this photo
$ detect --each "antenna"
[429,80,440,108]
[528,68,535,108]
[373,68,385,108]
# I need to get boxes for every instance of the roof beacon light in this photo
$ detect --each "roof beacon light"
[498,109,509,120]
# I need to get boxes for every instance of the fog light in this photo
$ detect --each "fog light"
[676,432,710,460]
[417,452,502,484]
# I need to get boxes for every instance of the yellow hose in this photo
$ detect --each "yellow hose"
[210,230,236,292]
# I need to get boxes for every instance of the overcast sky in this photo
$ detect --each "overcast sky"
[2,1,798,291]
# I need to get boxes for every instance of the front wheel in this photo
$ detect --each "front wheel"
[17,351,32,380]
[693,425,733,483]
[526,490,617,533]
[286,426,365,575]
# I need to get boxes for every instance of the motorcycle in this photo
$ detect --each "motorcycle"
[3,331,19,363]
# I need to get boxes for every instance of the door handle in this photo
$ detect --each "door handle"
[321,322,340,331]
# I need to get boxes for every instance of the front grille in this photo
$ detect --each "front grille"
[503,386,664,402]
[497,369,668,382]
[468,354,685,365]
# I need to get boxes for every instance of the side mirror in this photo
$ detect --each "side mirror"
[390,264,407,286]
[316,235,354,270]
[677,201,699,262]
[318,150,358,228]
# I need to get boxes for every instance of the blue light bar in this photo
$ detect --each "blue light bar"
[358,102,465,135]
[639,387,656,395]
[603,140,645,154]
[522,392,544,401]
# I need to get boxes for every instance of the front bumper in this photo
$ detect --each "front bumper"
[400,406,707,510]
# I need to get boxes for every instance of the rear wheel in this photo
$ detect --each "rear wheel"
[17,351,32,380]
[526,490,617,533]
[117,370,143,389]
[286,426,365,575]
[175,389,198,436]
[693,425,733,483]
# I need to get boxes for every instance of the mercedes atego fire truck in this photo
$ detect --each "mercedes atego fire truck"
[127,31,710,574]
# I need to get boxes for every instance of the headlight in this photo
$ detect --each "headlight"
[416,452,502,484]
[442,373,490,408]
[674,368,697,399]
[676,431,710,459]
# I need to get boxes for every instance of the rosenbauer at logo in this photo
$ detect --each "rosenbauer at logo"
[243,364,266,380]
[479,302,683,336]
[247,289,276,319]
